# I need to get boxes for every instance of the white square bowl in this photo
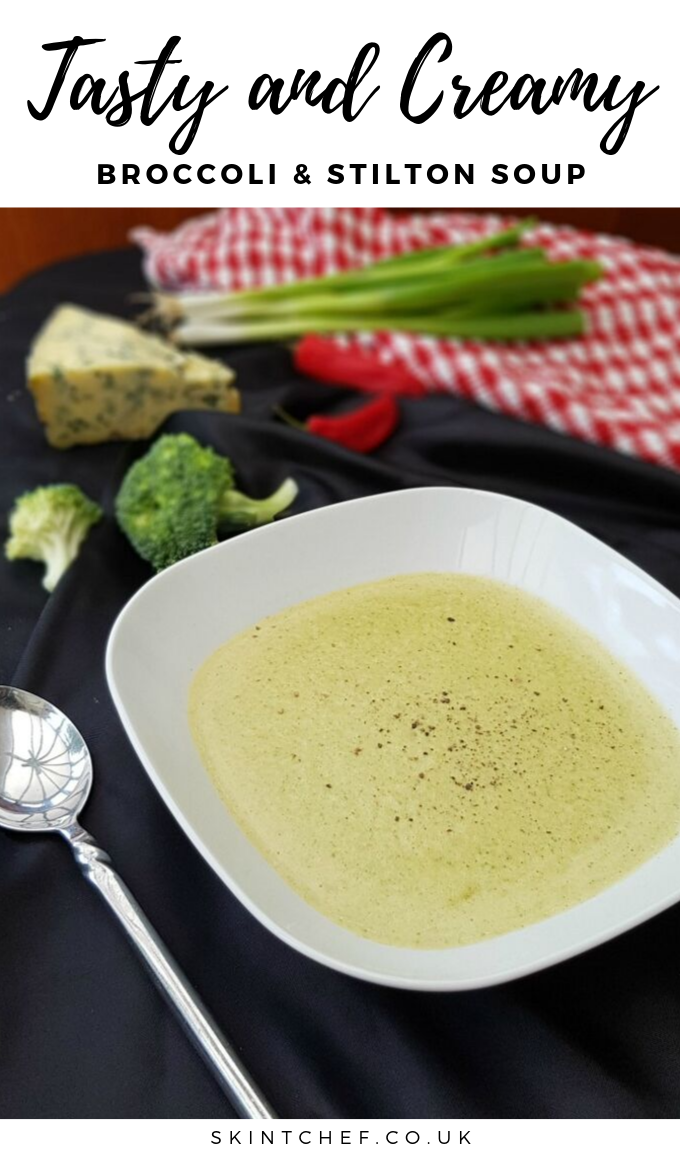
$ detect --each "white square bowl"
[106,487,680,990]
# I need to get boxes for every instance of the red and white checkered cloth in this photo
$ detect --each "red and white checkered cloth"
[133,208,680,470]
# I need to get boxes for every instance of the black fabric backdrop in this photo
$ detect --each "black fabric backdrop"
[1,249,680,1120]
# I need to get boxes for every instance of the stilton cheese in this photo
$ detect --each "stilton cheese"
[28,305,240,448]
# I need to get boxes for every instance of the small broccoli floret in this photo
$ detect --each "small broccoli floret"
[5,484,102,592]
[115,433,297,572]
[219,477,299,531]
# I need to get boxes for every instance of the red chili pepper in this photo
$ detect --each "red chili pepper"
[294,335,426,397]
[276,393,399,454]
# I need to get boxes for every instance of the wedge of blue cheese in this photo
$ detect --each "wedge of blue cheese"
[27,305,239,448]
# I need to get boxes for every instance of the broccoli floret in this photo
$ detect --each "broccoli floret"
[115,434,229,571]
[5,484,102,592]
[115,433,298,571]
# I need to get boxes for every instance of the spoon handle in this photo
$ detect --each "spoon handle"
[63,821,276,1120]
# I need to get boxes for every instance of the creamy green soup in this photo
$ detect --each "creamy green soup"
[189,574,680,949]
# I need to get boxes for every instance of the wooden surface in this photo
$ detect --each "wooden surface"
[0,208,679,293]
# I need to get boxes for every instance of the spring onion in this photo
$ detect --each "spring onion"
[149,222,603,346]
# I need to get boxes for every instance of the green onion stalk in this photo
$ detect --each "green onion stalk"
[148,222,603,346]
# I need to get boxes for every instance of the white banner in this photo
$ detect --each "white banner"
[0,0,675,206]
[1,1119,678,1148]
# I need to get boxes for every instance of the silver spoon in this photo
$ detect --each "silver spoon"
[0,685,276,1119]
